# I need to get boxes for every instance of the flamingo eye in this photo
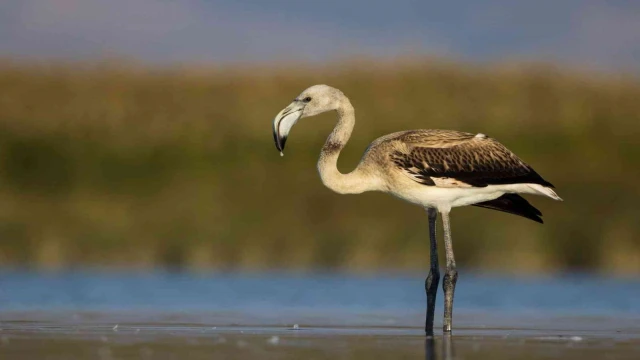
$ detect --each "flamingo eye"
[303,97,312,103]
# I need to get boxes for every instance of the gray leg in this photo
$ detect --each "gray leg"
[425,208,440,336]
[441,210,458,333]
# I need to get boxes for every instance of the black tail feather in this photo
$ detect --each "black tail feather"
[472,194,543,223]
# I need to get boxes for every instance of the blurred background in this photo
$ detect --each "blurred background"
[0,0,639,275]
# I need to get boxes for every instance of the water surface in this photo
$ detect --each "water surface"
[0,271,638,359]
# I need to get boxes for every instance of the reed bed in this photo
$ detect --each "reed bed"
[0,59,638,273]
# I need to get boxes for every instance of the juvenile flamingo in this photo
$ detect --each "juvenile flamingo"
[272,85,561,335]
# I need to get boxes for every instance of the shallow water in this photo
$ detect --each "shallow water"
[0,271,639,359]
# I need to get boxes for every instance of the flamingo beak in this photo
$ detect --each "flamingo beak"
[272,101,304,156]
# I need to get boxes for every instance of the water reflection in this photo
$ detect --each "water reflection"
[425,335,453,360]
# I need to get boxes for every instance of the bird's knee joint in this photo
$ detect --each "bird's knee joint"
[443,269,458,287]
[425,270,440,291]
[446,268,458,280]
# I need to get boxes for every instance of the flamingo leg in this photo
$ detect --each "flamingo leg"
[441,210,458,333]
[425,208,440,335]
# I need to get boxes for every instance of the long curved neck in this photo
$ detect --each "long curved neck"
[317,98,374,194]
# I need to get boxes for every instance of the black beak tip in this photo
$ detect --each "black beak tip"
[278,136,287,153]
[273,131,287,153]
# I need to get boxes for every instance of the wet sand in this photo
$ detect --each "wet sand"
[1,312,639,360]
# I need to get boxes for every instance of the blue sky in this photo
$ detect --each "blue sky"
[1,0,638,70]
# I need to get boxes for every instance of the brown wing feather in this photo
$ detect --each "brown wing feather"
[389,130,554,188]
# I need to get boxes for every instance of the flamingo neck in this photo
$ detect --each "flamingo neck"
[317,98,374,194]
